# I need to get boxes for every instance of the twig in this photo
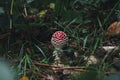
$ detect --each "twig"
[0,32,11,39]
[34,61,86,69]
[34,61,120,74]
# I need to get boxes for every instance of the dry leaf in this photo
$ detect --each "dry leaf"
[86,54,98,65]
[20,76,29,80]
[106,21,120,36]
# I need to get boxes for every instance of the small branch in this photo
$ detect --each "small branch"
[34,61,86,69]
[34,61,120,74]
[0,32,11,39]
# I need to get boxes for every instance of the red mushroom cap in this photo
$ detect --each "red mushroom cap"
[52,31,67,40]
[51,31,68,49]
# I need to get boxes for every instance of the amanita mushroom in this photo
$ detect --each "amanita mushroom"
[51,31,68,65]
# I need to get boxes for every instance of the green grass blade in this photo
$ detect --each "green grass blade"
[34,44,47,59]
[83,35,89,49]
[19,43,25,60]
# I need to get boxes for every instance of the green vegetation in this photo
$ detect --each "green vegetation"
[0,0,120,80]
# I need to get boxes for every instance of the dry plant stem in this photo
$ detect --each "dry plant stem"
[0,32,11,39]
[54,68,86,72]
[34,61,119,74]
[34,61,87,73]
[34,61,86,69]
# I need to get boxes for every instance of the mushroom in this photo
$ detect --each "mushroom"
[51,31,68,65]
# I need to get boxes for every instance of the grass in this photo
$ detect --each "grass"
[0,0,120,80]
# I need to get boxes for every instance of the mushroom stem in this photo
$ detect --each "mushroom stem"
[53,48,63,65]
